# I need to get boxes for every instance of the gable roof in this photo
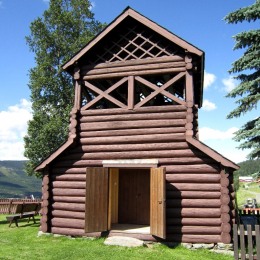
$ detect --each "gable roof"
[62,6,204,72]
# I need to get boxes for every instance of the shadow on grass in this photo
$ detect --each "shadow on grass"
[0,217,40,228]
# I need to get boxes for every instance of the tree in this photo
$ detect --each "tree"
[24,0,105,176]
[224,0,260,159]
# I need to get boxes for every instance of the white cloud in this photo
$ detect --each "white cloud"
[199,126,238,141]
[222,76,237,92]
[202,99,217,111]
[198,126,250,163]
[89,1,95,10]
[0,99,32,160]
[204,71,216,89]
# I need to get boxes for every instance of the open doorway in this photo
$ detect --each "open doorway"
[109,168,150,234]
[85,166,165,238]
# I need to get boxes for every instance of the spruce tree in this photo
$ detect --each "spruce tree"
[225,0,260,159]
[24,0,105,176]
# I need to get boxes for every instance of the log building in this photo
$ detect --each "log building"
[36,7,239,243]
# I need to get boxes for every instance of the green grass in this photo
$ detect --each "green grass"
[0,215,232,260]
[236,182,260,209]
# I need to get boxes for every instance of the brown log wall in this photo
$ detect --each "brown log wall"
[43,105,233,243]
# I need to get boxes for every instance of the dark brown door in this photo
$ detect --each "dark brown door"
[118,169,150,225]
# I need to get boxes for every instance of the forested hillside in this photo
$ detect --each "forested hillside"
[236,159,260,176]
[0,161,41,198]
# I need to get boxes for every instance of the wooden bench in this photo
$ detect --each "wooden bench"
[6,202,41,227]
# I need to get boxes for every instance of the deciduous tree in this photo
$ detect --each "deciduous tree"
[24,0,105,176]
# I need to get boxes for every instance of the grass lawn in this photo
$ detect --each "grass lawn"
[0,215,232,260]
[236,182,260,209]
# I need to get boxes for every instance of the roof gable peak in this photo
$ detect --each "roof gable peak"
[62,7,204,71]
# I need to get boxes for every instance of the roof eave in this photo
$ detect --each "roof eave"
[187,136,240,170]
[35,138,74,172]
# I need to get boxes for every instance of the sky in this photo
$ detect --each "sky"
[0,0,258,163]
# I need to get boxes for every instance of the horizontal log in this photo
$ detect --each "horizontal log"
[166,174,220,183]
[82,55,185,71]
[65,150,198,160]
[52,168,86,174]
[51,174,86,181]
[167,199,221,208]
[82,61,186,76]
[80,112,186,123]
[53,157,215,168]
[52,202,85,212]
[167,217,222,226]
[167,208,221,218]
[52,196,85,203]
[80,119,186,131]
[54,160,102,168]
[52,210,85,219]
[80,133,185,146]
[51,217,85,229]
[167,183,221,191]
[79,133,186,145]
[52,188,85,197]
[82,67,186,80]
[51,227,85,236]
[80,127,186,138]
[159,157,214,165]
[166,234,221,243]
[80,105,187,116]
[166,191,221,199]
[78,142,188,152]
[167,225,221,235]
[52,181,85,189]
[166,164,219,173]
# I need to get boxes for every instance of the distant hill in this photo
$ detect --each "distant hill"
[236,159,260,176]
[0,161,41,198]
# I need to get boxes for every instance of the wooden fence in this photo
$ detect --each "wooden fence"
[0,199,42,214]
[234,209,260,260]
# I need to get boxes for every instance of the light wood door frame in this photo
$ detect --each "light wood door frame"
[150,167,166,239]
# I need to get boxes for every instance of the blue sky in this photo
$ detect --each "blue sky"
[0,0,258,162]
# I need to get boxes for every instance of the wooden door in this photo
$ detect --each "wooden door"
[85,167,109,233]
[150,167,166,239]
[118,169,150,225]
